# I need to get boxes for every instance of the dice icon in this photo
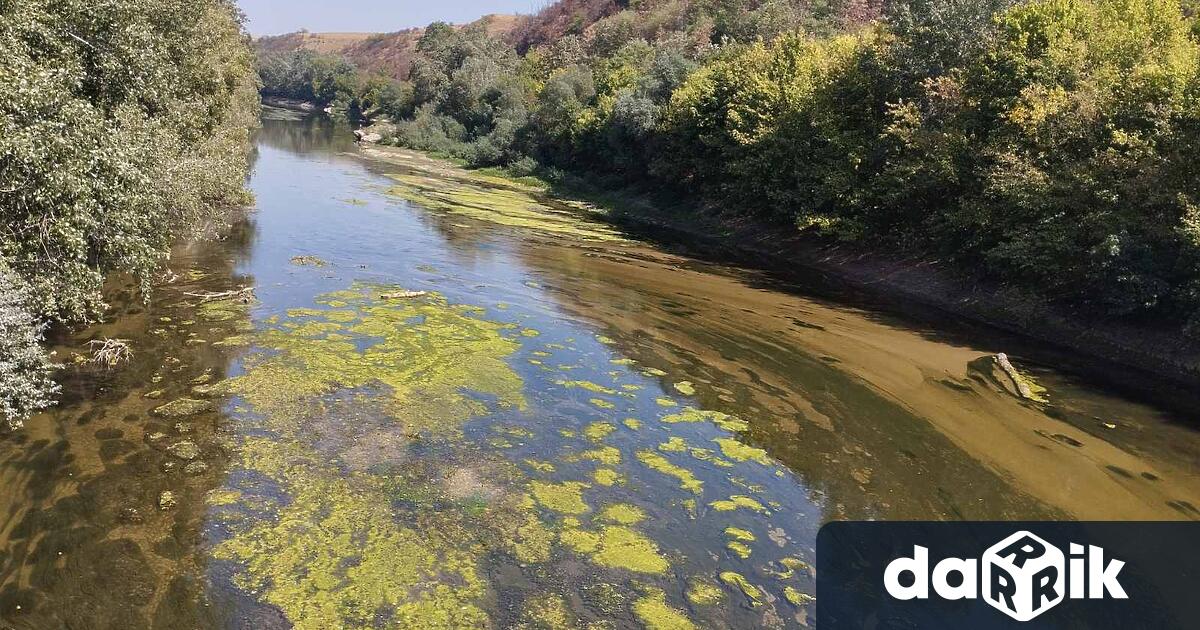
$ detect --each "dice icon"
[982,531,1065,621]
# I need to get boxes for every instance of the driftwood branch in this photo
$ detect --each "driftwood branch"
[184,286,256,302]
[380,290,427,300]
[996,353,1037,401]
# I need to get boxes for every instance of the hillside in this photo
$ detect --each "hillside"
[254,14,524,80]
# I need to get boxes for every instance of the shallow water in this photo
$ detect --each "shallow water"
[2,109,1198,629]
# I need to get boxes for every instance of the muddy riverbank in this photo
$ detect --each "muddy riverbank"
[377,143,1200,393]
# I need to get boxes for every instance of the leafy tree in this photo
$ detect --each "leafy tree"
[1,0,258,423]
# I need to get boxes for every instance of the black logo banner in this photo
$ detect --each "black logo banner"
[817,522,1200,629]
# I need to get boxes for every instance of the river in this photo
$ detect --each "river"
[1,109,1197,629]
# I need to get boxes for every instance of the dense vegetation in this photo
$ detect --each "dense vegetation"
[258,0,1200,340]
[0,0,259,427]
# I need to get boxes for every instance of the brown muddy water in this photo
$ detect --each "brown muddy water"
[1,108,1198,629]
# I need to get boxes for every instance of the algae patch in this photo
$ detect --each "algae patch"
[561,524,670,574]
[531,481,591,515]
[661,407,748,432]
[224,284,526,436]
[209,285,535,629]
[633,589,696,630]
[637,450,703,494]
[385,171,625,242]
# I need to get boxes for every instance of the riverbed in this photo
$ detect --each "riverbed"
[1,108,1197,629]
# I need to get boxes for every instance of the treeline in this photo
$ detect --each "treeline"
[258,0,1200,335]
[1,0,260,427]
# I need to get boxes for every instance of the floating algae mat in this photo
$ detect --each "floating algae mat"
[383,167,627,243]
[205,283,818,629]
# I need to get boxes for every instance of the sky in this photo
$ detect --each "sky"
[237,0,545,36]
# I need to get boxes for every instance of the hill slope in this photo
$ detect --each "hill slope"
[254,14,523,80]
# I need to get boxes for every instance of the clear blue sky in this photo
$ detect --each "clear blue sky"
[237,0,545,36]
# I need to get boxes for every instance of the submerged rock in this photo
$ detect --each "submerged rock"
[184,461,209,476]
[289,255,327,267]
[191,380,232,397]
[159,491,178,510]
[166,440,201,461]
[153,398,212,418]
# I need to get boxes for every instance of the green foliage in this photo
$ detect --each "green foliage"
[659,0,1200,324]
[0,265,57,429]
[0,0,258,423]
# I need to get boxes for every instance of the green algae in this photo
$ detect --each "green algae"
[508,509,556,564]
[385,172,625,242]
[655,397,678,407]
[226,284,526,437]
[659,437,689,453]
[198,295,252,322]
[633,589,696,630]
[517,593,575,629]
[556,379,617,395]
[771,556,812,581]
[636,450,703,494]
[583,421,616,441]
[641,367,668,377]
[593,468,623,486]
[727,541,753,559]
[524,459,556,474]
[685,447,735,468]
[719,572,763,606]
[784,586,815,607]
[206,489,242,506]
[153,398,213,417]
[660,407,749,432]
[561,525,669,574]
[724,527,755,542]
[531,481,591,515]
[204,285,553,629]
[712,438,772,465]
[575,446,622,466]
[623,418,642,430]
[589,398,616,410]
[212,440,491,630]
[673,381,696,396]
[686,579,724,606]
[709,495,767,513]
[598,503,645,525]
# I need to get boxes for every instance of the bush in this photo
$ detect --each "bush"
[1,0,258,424]
[0,265,57,430]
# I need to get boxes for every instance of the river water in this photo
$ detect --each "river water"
[1,109,1198,629]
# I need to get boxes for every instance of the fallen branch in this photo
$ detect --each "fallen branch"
[380,290,428,300]
[995,353,1047,403]
[184,287,256,302]
[88,338,133,367]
